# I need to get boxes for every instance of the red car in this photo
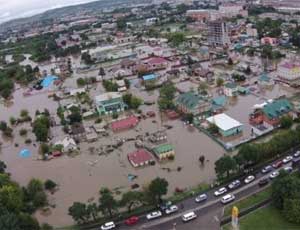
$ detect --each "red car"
[125,216,139,225]
[272,160,283,169]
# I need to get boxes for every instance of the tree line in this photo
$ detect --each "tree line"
[215,124,300,180]
[68,177,168,224]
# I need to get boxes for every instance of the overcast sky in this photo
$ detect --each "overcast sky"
[0,0,98,23]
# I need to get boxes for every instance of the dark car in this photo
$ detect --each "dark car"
[272,160,283,169]
[261,165,273,174]
[258,178,269,187]
[228,180,241,190]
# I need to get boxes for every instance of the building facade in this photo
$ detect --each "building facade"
[152,144,175,161]
[95,92,127,115]
[207,20,231,47]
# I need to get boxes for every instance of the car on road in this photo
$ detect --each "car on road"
[244,175,255,184]
[195,193,208,203]
[272,160,283,169]
[165,205,179,215]
[269,171,279,179]
[283,156,293,164]
[283,166,293,173]
[221,194,235,204]
[258,178,269,187]
[261,165,273,174]
[294,151,300,158]
[101,222,116,230]
[182,211,197,222]
[146,211,162,220]
[125,216,139,225]
[214,187,227,196]
[228,180,241,190]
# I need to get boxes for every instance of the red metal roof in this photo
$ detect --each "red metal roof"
[144,57,167,65]
[128,149,153,166]
[111,116,139,131]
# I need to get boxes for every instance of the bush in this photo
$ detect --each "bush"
[44,179,57,191]
[95,118,102,124]
[112,113,119,119]
[10,116,17,125]
[19,128,28,136]
[25,139,32,144]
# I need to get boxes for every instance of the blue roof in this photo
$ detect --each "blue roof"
[19,149,31,158]
[143,74,157,81]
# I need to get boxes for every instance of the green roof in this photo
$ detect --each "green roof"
[176,92,203,110]
[263,99,293,119]
[225,82,237,89]
[212,96,227,107]
[153,144,174,155]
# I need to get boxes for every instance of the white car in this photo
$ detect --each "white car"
[101,221,115,230]
[244,175,255,184]
[214,187,227,196]
[294,151,300,158]
[195,194,208,203]
[283,156,293,164]
[269,171,279,179]
[165,205,178,215]
[146,211,162,220]
[182,211,197,222]
[221,194,235,204]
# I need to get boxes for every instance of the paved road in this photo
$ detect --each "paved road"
[96,154,298,230]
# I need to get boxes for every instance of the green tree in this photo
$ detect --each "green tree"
[120,191,144,212]
[44,180,57,191]
[20,109,29,118]
[67,106,82,124]
[68,202,90,223]
[167,32,186,47]
[237,144,261,166]
[147,177,169,205]
[215,155,237,178]
[0,185,23,212]
[280,115,293,129]
[216,78,224,87]
[76,78,86,86]
[87,202,99,221]
[99,188,118,218]
[32,115,50,142]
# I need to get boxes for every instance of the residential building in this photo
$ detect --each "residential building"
[250,98,293,127]
[95,92,127,115]
[218,3,248,18]
[258,73,273,86]
[54,137,77,153]
[277,61,300,82]
[224,82,238,97]
[142,57,169,71]
[186,10,210,22]
[111,116,139,132]
[261,37,278,46]
[207,20,231,47]
[142,73,159,85]
[152,144,175,161]
[206,113,243,137]
[175,91,211,116]
[127,149,154,168]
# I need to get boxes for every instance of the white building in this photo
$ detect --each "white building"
[207,20,231,47]
[55,137,77,153]
[278,61,300,82]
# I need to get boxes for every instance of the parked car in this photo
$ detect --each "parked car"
[258,178,269,187]
[101,222,116,230]
[158,201,172,211]
[214,187,227,196]
[244,175,255,184]
[146,211,162,220]
[272,160,283,169]
[283,166,293,173]
[195,194,208,203]
[228,180,241,190]
[182,211,197,222]
[261,165,273,174]
[293,151,300,158]
[269,171,279,179]
[292,157,300,168]
[221,194,235,204]
[125,216,139,225]
[165,205,179,215]
[283,156,293,164]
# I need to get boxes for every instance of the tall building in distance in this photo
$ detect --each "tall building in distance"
[207,20,231,47]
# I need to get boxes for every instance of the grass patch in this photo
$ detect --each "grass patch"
[223,205,300,230]
[224,187,271,217]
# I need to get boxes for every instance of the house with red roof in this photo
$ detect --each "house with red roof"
[111,116,139,132]
[261,37,278,46]
[142,56,169,71]
[127,149,154,168]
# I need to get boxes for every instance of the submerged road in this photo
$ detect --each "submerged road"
[93,155,297,230]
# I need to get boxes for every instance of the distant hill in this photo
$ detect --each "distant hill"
[0,0,152,32]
